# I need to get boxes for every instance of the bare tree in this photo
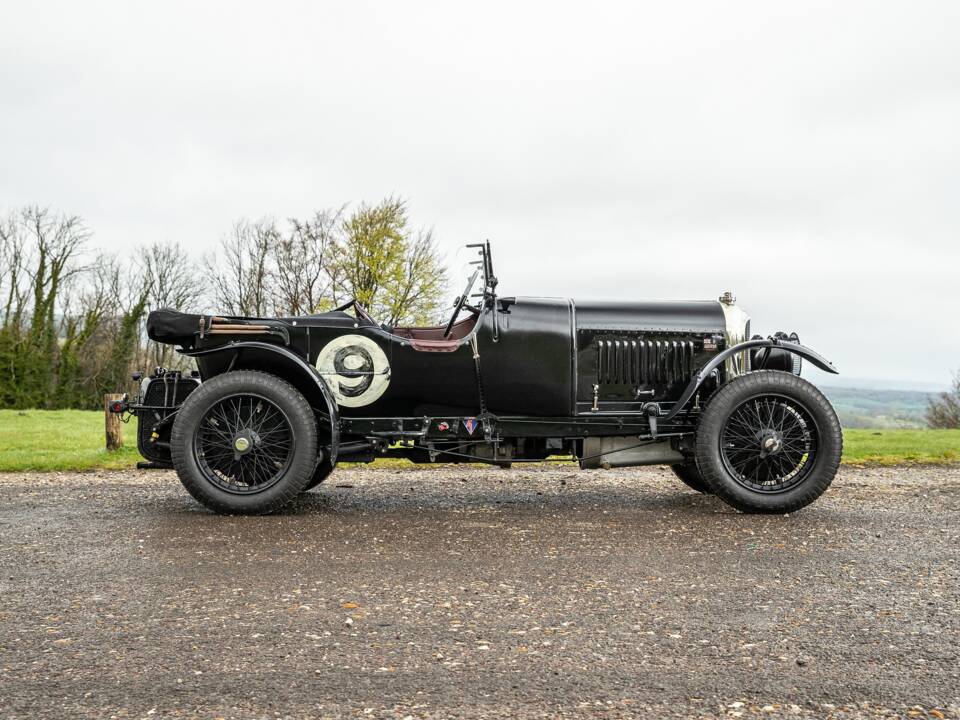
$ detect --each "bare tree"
[16,207,89,407]
[204,219,277,316]
[0,214,30,407]
[140,241,203,368]
[0,199,452,410]
[272,209,343,315]
[927,371,960,428]
[55,254,118,406]
[142,240,203,310]
[0,213,29,330]
[106,273,151,398]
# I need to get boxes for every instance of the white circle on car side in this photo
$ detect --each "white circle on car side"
[315,334,391,407]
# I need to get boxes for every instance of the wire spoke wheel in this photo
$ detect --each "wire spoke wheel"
[193,393,295,494]
[695,372,841,513]
[719,393,819,494]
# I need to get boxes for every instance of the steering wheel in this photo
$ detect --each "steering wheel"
[443,267,481,338]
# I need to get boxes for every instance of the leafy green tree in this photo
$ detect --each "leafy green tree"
[55,272,111,408]
[0,208,89,408]
[927,372,960,428]
[0,215,27,408]
[97,287,151,399]
[204,199,448,326]
[23,208,89,406]
[334,198,447,326]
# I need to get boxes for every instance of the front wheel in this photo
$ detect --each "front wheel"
[694,371,842,513]
[170,371,318,514]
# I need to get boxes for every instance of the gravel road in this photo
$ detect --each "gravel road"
[1,464,958,719]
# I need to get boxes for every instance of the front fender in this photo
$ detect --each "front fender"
[662,339,838,422]
[182,341,340,464]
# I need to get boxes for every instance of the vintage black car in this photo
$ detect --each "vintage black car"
[123,243,842,515]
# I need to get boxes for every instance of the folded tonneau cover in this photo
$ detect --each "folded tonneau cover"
[146,309,205,345]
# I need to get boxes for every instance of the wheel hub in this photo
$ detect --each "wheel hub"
[761,433,783,456]
[195,393,295,495]
[719,395,819,494]
[232,430,260,457]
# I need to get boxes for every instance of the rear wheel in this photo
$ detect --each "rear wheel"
[695,371,841,513]
[170,371,318,514]
[671,463,711,494]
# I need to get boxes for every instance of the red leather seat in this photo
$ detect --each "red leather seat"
[391,315,478,352]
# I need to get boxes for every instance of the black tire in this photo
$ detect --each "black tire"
[305,455,335,491]
[671,463,712,494]
[170,371,318,514]
[695,371,842,513]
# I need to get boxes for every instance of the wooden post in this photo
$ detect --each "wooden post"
[104,393,124,451]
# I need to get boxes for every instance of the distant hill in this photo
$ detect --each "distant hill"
[819,386,936,429]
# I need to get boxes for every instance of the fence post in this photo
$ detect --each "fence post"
[104,394,124,451]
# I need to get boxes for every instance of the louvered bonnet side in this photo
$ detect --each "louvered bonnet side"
[573,299,728,413]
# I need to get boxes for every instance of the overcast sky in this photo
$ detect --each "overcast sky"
[2,1,958,388]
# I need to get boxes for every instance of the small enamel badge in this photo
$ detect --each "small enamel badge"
[462,418,478,435]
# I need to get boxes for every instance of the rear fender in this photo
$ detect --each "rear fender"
[182,342,340,464]
[662,339,838,422]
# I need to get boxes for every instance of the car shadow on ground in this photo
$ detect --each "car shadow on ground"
[114,466,857,522]
[291,484,719,515]
[156,475,772,526]
[150,487,726,520]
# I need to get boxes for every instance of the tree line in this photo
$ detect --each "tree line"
[3,199,958,429]
[0,199,447,410]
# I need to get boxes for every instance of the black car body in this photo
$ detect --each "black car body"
[126,243,842,515]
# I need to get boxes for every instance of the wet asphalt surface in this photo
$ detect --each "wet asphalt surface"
[0,464,958,719]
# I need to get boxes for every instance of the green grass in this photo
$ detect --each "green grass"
[1,410,958,472]
[841,429,960,465]
[0,409,141,472]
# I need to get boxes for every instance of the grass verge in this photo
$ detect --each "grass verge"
[1,410,958,473]
[0,410,141,472]
[841,429,960,465]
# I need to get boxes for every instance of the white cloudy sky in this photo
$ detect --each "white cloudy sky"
[2,1,958,388]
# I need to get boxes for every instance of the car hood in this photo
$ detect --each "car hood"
[571,299,727,334]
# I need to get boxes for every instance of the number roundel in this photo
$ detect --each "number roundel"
[315,334,391,407]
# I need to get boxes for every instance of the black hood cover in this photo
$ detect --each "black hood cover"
[147,308,203,345]
[573,299,725,334]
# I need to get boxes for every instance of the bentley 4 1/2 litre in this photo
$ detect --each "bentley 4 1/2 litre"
[123,243,842,515]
